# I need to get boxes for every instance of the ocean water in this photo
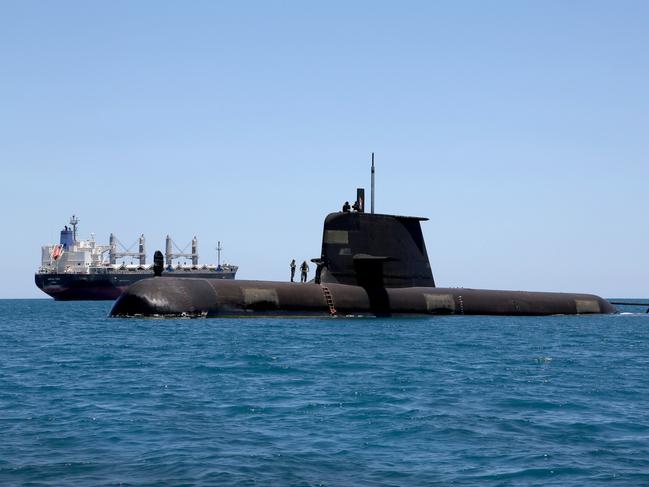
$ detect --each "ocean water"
[1,300,649,486]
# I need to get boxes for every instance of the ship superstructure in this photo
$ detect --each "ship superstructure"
[35,215,237,300]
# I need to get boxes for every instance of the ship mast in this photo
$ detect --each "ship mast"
[70,215,79,243]
[216,241,222,266]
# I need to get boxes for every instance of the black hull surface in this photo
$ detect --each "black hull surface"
[110,278,617,317]
[35,270,236,301]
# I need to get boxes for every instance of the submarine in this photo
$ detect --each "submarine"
[110,170,616,318]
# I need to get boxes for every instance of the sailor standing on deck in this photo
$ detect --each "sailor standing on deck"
[290,259,296,282]
[300,260,309,283]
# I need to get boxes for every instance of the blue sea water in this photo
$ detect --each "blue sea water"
[1,300,649,486]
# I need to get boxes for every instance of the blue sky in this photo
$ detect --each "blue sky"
[2,1,648,298]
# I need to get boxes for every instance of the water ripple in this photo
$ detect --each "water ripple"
[1,300,649,485]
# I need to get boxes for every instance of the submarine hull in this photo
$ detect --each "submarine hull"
[110,277,616,317]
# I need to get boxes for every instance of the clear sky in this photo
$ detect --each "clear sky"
[2,1,648,298]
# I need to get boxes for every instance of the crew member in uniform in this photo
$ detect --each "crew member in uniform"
[300,260,309,283]
[342,201,351,212]
[290,259,296,282]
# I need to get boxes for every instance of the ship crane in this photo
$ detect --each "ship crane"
[165,235,199,266]
[109,234,146,265]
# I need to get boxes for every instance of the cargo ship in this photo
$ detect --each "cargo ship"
[35,216,237,300]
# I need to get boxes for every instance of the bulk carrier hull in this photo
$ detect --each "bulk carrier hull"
[35,270,236,301]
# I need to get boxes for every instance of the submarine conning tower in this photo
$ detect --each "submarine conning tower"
[316,211,436,288]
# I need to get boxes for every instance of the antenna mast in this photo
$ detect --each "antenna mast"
[69,215,79,242]
[216,241,222,266]
[371,153,375,214]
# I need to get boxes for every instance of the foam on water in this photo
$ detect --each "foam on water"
[1,299,649,486]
